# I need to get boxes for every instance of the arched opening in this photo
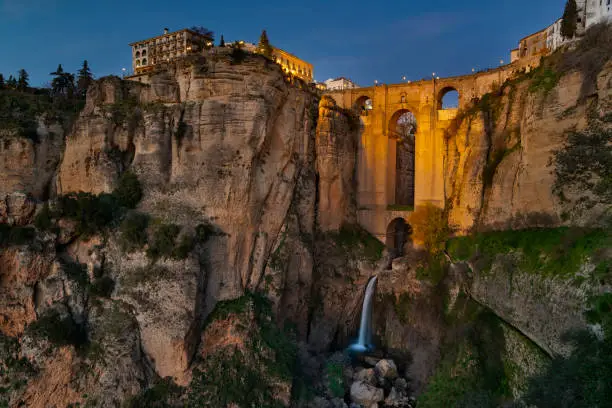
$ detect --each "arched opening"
[142,58,147,65]
[141,50,147,57]
[353,96,373,116]
[388,110,416,207]
[385,218,412,259]
[135,51,141,58]
[135,59,141,67]
[438,87,459,110]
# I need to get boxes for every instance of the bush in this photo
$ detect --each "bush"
[409,203,450,255]
[113,171,143,209]
[56,192,120,236]
[325,362,345,398]
[146,224,181,261]
[119,211,149,252]
[446,228,610,279]
[327,224,385,262]
[0,225,36,246]
[522,293,612,407]
[125,377,183,408]
[172,234,194,260]
[90,276,115,298]
[26,310,87,348]
[34,203,53,231]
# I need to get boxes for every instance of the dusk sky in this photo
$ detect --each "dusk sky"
[1,0,565,87]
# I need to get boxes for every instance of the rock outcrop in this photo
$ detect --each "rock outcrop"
[445,41,612,233]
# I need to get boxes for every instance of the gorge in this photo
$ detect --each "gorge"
[0,24,611,408]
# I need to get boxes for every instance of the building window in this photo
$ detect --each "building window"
[135,51,141,58]
[136,59,141,67]
[142,58,147,65]
[142,50,147,57]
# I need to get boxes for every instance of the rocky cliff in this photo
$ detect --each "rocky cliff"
[0,30,611,408]
[445,26,612,233]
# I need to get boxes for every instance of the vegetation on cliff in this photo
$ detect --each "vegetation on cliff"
[187,293,297,407]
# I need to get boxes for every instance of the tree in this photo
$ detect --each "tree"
[189,26,214,41]
[219,35,225,47]
[561,0,578,39]
[50,64,75,99]
[0,73,4,90]
[76,60,94,97]
[6,75,17,90]
[17,69,29,91]
[257,30,273,58]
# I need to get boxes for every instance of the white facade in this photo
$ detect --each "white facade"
[585,0,612,28]
[546,19,566,51]
[324,77,359,91]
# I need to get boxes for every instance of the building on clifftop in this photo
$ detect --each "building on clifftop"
[128,28,213,75]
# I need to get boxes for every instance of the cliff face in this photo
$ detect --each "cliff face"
[445,47,612,233]
[0,49,364,407]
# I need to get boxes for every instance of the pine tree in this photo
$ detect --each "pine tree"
[77,60,94,97]
[50,64,75,99]
[0,73,4,90]
[17,69,29,91]
[561,0,578,39]
[7,75,17,90]
[219,35,225,47]
[257,30,273,58]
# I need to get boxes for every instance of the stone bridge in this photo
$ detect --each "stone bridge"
[326,57,540,248]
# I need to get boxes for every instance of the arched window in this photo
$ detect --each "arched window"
[135,51,141,58]
[142,58,147,65]
[438,87,460,109]
[141,50,147,57]
[135,59,141,67]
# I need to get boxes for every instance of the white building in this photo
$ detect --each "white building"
[546,19,566,51]
[585,0,612,28]
[324,77,359,91]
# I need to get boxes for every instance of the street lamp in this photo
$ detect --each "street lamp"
[121,68,127,78]
[374,79,378,86]
[402,75,406,82]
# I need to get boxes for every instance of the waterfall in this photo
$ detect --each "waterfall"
[350,276,378,352]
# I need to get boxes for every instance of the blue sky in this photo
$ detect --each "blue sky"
[1,0,565,87]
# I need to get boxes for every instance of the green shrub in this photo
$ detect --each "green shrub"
[0,225,36,246]
[528,67,561,94]
[119,211,149,252]
[188,293,297,408]
[90,276,115,298]
[409,203,450,255]
[522,294,612,408]
[125,377,183,408]
[325,362,345,398]
[61,260,90,287]
[113,171,143,209]
[34,203,53,231]
[172,234,194,260]
[446,228,610,279]
[56,192,120,236]
[146,224,181,261]
[327,224,385,262]
[26,310,87,348]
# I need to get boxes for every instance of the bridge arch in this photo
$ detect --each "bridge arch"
[353,95,373,116]
[385,218,412,259]
[437,86,460,110]
[387,109,417,208]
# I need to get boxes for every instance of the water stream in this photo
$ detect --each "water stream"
[349,276,378,352]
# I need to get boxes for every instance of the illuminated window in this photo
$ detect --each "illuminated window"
[136,59,141,67]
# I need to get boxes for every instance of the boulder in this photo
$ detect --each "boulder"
[350,380,384,407]
[374,359,398,380]
[354,368,376,385]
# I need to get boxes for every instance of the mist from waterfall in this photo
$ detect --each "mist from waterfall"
[349,276,378,352]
